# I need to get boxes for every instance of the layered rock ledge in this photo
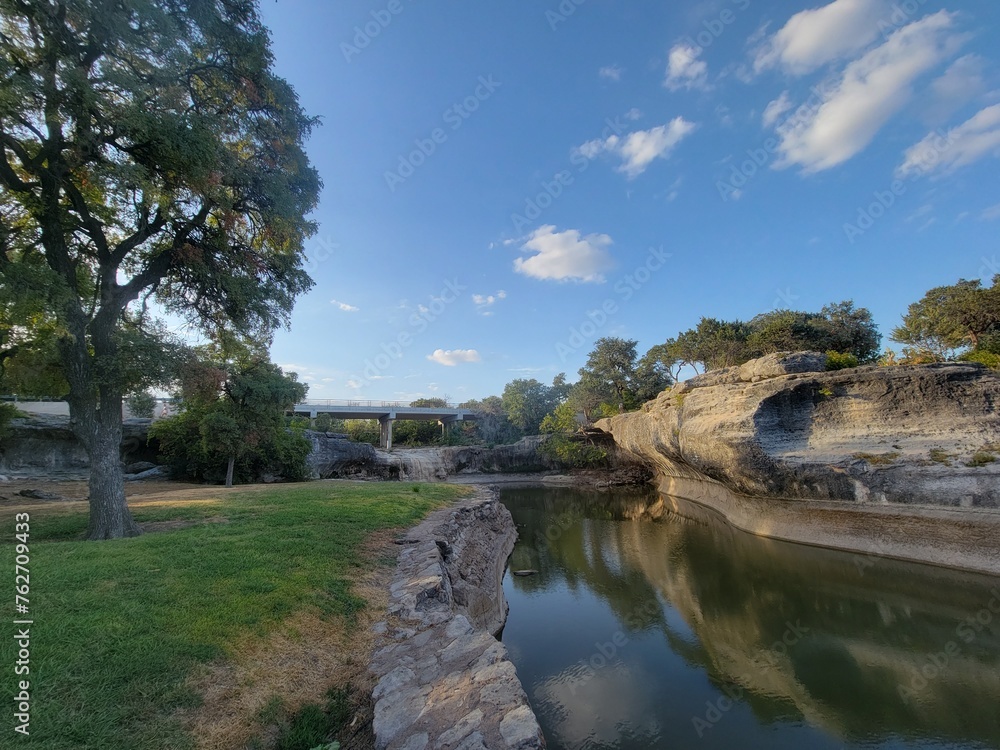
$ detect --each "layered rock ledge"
[596,353,1000,573]
[369,489,545,750]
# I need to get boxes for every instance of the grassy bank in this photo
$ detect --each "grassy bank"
[0,482,469,750]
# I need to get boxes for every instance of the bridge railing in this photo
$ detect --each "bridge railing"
[297,399,465,409]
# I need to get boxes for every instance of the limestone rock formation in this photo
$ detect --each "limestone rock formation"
[305,433,564,481]
[597,354,1000,508]
[0,415,158,476]
[370,490,544,749]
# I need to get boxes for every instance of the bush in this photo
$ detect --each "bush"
[540,433,608,468]
[150,411,311,484]
[125,391,158,418]
[825,351,859,370]
[958,350,1000,370]
[0,402,20,444]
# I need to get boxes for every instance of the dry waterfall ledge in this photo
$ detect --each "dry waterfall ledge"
[368,488,545,750]
[596,353,1000,576]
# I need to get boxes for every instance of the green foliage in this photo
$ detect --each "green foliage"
[125,391,158,419]
[958,349,1000,369]
[852,452,900,465]
[825,351,859,370]
[0,482,465,749]
[151,356,310,484]
[667,302,880,373]
[344,420,380,446]
[0,0,321,535]
[928,448,953,465]
[0,401,18,443]
[459,395,521,445]
[274,687,352,750]
[966,451,997,468]
[502,377,562,435]
[540,402,582,434]
[539,433,609,468]
[892,276,1000,361]
[573,338,672,416]
[313,413,345,433]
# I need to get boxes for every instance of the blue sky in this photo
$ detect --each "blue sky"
[257,0,1000,404]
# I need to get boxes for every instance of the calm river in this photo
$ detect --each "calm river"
[499,486,1000,750]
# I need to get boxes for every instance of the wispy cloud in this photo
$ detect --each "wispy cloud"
[773,12,964,172]
[473,290,507,315]
[762,91,793,128]
[330,299,360,312]
[577,118,697,178]
[513,225,615,283]
[897,104,1000,178]
[980,203,1000,221]
[426,349,482,367]
[599,64,623,82]
[753,0,891,75]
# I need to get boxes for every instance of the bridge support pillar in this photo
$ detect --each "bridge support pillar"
[379,416,394,451]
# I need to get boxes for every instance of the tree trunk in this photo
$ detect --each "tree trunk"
[85,413,142,540]
[225,455,235,488]
[60,315,142,540]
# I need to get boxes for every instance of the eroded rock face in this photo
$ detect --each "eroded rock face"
[597,355,1000,508]
[370,489,545,750]
[0,415,158,476]
[306,433,564,482]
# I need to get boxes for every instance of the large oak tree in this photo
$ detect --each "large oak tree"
[0,0,320,538]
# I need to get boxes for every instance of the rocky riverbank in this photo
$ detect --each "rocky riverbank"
[595,353,1000,574]
[597,353,1000,508]
[369,488,545,750]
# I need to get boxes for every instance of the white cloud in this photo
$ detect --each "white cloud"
[773,12,963,172]
[762,91,794,128]
[925,55,990,122]
[514,225,614,283]
[981,203,1000,221]
[330,299,359,312]
[472,290,506,306]
[665,43,708,90]
[897,104,1000,178]
[599,65,623,81]
[472,290,506,314]
[426,349,482,367]
[625,107,642,121]
[753,0,890,75]
[576,118,697,178]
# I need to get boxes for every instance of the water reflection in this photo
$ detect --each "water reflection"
[500,487,1000,750]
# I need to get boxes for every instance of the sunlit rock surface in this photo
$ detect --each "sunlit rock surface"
[598,354,1000,508]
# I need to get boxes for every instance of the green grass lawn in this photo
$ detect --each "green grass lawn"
[0,482,468,750]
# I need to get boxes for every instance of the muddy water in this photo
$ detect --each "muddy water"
[499,487,1000,750]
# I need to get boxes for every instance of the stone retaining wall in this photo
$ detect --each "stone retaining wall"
[369,489,545,750]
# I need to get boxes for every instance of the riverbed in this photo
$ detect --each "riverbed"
[499,486,1000,750]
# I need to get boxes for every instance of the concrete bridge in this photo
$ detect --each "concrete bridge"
[290,400,478,450]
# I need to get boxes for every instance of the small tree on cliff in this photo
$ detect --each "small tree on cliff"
[0,1,320,538]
